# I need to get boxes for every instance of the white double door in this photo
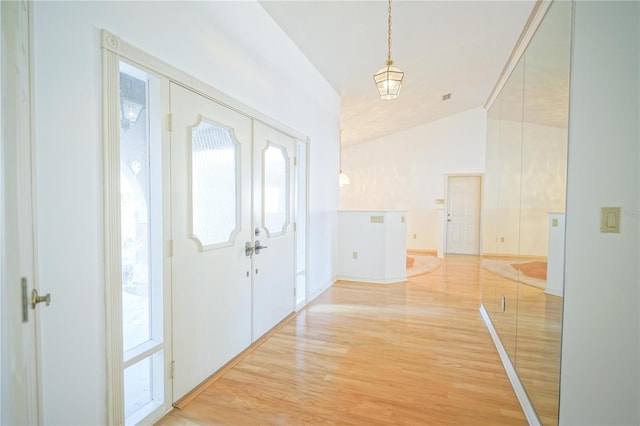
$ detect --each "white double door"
[170,84,296,401]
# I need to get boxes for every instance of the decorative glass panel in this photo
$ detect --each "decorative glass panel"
[263,144,289,236]
[191,120,239,248]
[120,69,151,353]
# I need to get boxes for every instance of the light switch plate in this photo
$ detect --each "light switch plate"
[600,207,621,233]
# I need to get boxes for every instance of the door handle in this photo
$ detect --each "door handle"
[245,241,254,257]
[254,240,268,255]
[32,289,51,309]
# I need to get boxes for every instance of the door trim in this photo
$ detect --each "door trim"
[1,0,42,423]
[294,138,309,311]
[442,174,484,256]
[102,30,310,425]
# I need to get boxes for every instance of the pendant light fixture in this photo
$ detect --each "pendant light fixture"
[373,0,404,100]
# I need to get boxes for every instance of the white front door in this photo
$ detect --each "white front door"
[1,0,41,423]
[170,83,253,401]
[251,122,295,339]
[446,176,481,255]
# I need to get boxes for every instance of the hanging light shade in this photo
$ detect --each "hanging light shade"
[339,171,351,187]
[374,60,404,99]
[373,0,404,100]
[339,129,350,187]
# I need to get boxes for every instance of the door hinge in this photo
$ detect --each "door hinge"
[293,222,297,232]
[168,113,173,132]
[167,240,174,257]
[294,156,297,166]
[171,360,175,379]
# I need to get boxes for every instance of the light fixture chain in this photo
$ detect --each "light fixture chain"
[387,0,392,63]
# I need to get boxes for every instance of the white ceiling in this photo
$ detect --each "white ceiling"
[260,0,536,146]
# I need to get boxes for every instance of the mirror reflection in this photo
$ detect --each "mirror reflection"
[482,2,571,424]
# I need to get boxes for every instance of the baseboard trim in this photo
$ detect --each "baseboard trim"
[482,253,548,261]
[479,305,541,426]
[336,275,407,285]
[544,288,563,297]
[407,249,438,256]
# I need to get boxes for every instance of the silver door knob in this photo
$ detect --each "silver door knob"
[245,241,254,257]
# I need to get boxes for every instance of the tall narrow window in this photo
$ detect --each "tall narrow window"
[119,62,164,425]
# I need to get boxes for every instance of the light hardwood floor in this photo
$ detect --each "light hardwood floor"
[157,255,527,425]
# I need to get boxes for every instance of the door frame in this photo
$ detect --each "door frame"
[442,174,484,256]
[294,138,309,311]
[1,0,42,423]
[102,30,310,425]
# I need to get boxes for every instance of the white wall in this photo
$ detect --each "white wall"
[340,108,486,251]
[560,1,639,424]
[337,211,407,283]
[32,1,339,424]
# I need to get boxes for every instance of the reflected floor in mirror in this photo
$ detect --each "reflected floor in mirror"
[157,255,534,425]
[482,259,563,425]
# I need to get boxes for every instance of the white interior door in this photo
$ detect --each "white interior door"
[1,0,40,423]
[170,83,253,401]
[251,122,296,339]
[446,176,481,254]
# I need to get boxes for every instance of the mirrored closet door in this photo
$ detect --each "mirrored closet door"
[481,1,571,424]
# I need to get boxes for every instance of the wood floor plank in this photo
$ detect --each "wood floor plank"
[157,255,527,425]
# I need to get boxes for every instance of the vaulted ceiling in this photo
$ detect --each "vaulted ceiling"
[260,0,536,146]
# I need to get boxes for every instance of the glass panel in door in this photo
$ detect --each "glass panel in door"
[190,121,239,248]
[263,143,290,236]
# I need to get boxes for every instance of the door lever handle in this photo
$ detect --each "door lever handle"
[254,240,268,255]
[245,241,254,257]
[32,289,51,309]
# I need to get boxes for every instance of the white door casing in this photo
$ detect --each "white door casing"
[0,0,41,423]
[252,122,296,340]
[169,83,253,401]
[446,176,481,255]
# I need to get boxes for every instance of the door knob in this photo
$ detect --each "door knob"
[254,240,268,255]
[31,289,51,309]
[245,241,254,257]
